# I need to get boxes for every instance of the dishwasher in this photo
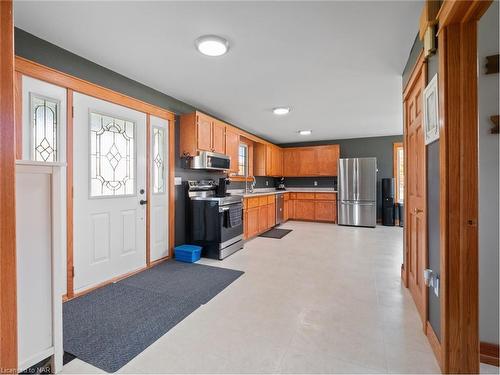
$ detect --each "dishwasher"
[275,193,284,225]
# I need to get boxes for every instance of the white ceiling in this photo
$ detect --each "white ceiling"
[14,1,422,143]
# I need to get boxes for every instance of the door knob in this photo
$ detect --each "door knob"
[140,200,148,205]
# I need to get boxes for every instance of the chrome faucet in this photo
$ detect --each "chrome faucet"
[250,176,256,193]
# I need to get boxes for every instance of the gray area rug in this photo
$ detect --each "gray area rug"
[63,261,244,373]
[258,228,292,239]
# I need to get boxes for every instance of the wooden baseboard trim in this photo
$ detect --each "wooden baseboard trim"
[426,321,443,371]
[481,342,499,367]
[64,256,171,302]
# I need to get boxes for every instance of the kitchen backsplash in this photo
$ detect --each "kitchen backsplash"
[284,177,337,189]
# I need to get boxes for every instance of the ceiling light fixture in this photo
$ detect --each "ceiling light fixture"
[195,35,229,57]
[273,107,290,115]
[298,130,312,136]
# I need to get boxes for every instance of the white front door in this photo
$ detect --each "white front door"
[150,116,169,262]
[73,93,147,292]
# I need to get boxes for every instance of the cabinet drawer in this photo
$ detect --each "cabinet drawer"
[267,195,275,204]
[284,193,290,201]
[247,197,260,209]
[315,193,337,201]
[259,196,269,206]
[296,192,315,200]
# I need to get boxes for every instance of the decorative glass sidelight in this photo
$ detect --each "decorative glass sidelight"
[90,112,135,197]
[31,94,59,162]
[152,127,166,194]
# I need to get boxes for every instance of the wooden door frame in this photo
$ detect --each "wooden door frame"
[13,57,176,300]
[0,0,18,371]
[436,1,491,373]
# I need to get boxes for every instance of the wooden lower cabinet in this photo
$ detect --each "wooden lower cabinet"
[258,205,268,232]
[314,201,336,222]
[268,203,276,227]
[244,192,337,240]
[294,200,315,221]
[245,207,259,239]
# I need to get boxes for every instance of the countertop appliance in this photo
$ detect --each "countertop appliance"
[216,177,230,197]
[338,157,377,227]
[187,180,244,259]
[276,177,286,191]
[189,151,230,171]
[275,193,284,225]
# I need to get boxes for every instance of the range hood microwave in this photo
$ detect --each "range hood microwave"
[190,151,230,171]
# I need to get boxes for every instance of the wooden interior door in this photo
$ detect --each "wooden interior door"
[404,63,427,324]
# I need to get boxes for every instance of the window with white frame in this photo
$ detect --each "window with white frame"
[238,143,248,176]
[30,93,59,162]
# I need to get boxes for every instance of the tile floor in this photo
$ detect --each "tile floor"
[61,221,494,374]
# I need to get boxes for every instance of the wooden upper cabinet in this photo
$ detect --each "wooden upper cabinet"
[254,143,283,177]
[283,145,340,177]
[212,120,226,154]
[316,145,340,176]
[179,111,227,157]
[196,113,213,152]
[225,128,240,173]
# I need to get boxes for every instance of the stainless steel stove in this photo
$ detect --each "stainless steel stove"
[186,180,244,260]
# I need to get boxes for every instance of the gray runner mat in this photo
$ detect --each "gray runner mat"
[63,261,243,372]
[258,228,292,239]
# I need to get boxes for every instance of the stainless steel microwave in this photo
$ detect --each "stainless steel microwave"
[190,151,231,171]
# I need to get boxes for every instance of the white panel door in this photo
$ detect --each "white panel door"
[150,116,169,261]
[73,93,147,292]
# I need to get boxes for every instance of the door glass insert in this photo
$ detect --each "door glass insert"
[152,127,166,194]
[90,112,135,197]
[30,93,59,162]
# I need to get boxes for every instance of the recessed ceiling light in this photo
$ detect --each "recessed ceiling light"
[298,130,312,136]
[195,35,229,57]
[273,107,290,115]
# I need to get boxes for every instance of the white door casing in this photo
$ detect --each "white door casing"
[73,93,146,292]
[150,116,169,262]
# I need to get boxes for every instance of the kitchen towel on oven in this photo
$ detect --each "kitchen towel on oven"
[226,203,243,228]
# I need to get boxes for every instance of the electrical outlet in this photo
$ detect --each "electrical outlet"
[266,181,269,186]
[314,181,318,186]
[174,177,182,186]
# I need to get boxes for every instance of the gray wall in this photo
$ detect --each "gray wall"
[478,2,499,345]
[280,135,403,220]
[403,31,441,339]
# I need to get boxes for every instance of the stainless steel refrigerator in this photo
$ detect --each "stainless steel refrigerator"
[338,157,377,227]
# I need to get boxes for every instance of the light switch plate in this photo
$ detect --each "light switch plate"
[174,177,182,186]
[314,181,318,186]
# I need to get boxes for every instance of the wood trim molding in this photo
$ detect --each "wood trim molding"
[14,56,175,121]
[168,117,175,256]
[0,0,18,370]
[480,342,499,367]
[66,89,74,299]
[146,114,151,266]
[437,0,492,30]
[15,71,22,159]
[426,322,443,371]
[403,50,425,97]
[438,17,481,375]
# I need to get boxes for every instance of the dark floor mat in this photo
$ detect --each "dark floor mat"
[258,228,292,239]
[63,261,243,373]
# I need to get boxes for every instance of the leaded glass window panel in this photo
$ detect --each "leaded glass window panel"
[30,94,59,162]
[152,127,166,194]
[90,112,135,197]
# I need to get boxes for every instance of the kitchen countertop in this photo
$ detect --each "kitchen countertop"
[228,187,338,198]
